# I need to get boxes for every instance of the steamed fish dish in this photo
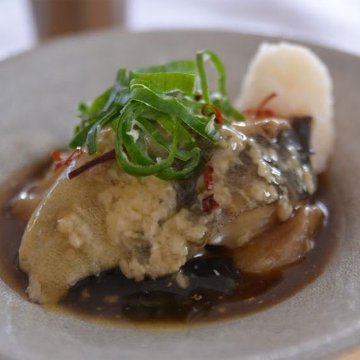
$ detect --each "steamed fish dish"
[3,42,334,323]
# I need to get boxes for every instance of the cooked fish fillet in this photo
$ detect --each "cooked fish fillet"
[19,117,317,304]
[203,118,317,248]
[19,157,208,303]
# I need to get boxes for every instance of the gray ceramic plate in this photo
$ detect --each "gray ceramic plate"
[0,29,359,360]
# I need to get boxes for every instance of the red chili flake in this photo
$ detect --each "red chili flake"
[51,150,62,162]
[68,149,116,179]
[213,107,224,124]
[244,92,277,119]
[201,103,224,124]
[202,194,219,213]
[204,164,214,191]
[52,148,83,171]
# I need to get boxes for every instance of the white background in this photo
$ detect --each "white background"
[0,0,360,61]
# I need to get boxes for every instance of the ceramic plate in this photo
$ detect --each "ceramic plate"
[0,30,359,360]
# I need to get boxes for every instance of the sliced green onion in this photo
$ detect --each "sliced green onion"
[158,147,201,180]
[86,106,119,154]
[70,50,245,180]
[196,50,227,102]
[70,122,94,149]
[115,103,179,176]
[196,50,244,121]
[129,84,219,142]
[80,88,113,119]
[130,72,196,95]
[136,115,196,162]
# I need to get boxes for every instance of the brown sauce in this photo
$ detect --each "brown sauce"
[0,161,336,326]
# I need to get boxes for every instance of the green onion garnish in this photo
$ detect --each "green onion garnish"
[70,50,244,180]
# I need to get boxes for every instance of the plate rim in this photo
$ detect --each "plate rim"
[0,28,359,360]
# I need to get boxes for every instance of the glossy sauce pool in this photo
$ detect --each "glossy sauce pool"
[0,161,336,326]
